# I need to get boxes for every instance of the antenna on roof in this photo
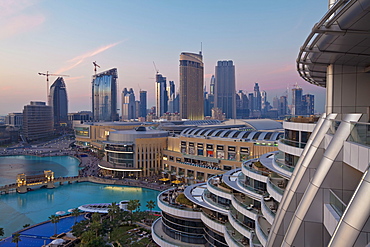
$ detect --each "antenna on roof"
[200,42,202,55]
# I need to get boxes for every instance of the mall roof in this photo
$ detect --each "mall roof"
[297,0,370,87]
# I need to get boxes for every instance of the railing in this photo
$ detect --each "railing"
[279,139,306,149]
[201,208,226,225]
[261,197,276,217]
[229,206,255,232]
[327,120,342,135]
[237,173,266,196]
[268,179,285,195]
[176,161,222,170]
[158,190,199,212]
[233,193,260,215]
[348,122,370,147]
[208,179,232,193]
[243,161,270,176]
[273,153,295,172]
[284,115,320,123]
[329,189,347,216]
[203,190,230,210]
[225,222,248,247]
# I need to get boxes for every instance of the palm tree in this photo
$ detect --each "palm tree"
[146,200,155,214]
[49,215,60,236]
[0,228,4,239]
[12,233,21,247]
[127,199,141,225]
[89,221,102,237]
[71,208,81,224]
[91,212,101,223]
[107,202,120,222]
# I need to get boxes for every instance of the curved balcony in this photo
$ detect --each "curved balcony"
[242,160,269,183]
[228,210,253,240]
[278,139,303,157]
[231,193,259,221]
[261,197,277,225]
[255,217,270,247]
[266,177,286,202]
[201,208,226,234]
[272,152,294,177]
[203,189,231,211]
[224,222,250,247]
[207,176,233,201]
[158,190,201,219]
[152,218,206,247]
[237,173,265,200]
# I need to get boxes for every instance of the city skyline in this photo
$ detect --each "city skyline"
[0,0,327,115]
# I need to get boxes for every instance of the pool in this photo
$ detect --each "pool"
[0,155,80,186]
[0,156,161,237]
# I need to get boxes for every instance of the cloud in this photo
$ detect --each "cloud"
[0,14,45,40]
[0,0,40,19]
[56,41,123,74]
[204,73,213,79]
[268,64,295,74]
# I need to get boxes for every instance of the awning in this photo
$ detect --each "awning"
[183,154,219,163]
[171,180,182,184]
[159,178,170,181]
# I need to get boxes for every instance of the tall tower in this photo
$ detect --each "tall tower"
[23,101,53,141]
[121,88,136,120]
[155,73,168,117]
[291,85,303,115]
[49,77,68,127]
[167,81,175,113]
[215,60,236,119]
[302,94,314,115]
[92,68,118,122]
[179,52,204,120]
[253,83,262,112]
[139,90,147,118]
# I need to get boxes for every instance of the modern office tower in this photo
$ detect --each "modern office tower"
[291,85,303,115]
[278,95,288,117]
[179,52,204,120]
[248,92,254,113]
[302,94,314,115]
[236,90,249,119]
[5,113,23,127]
[49,77,68,127]
[204,91,210,117]
[253,82,262,112]
[155,73,168,117]
[261,90,268,114]
[139,90,147,118]
[210,75,215,95]
[272,96,279,109]
[173,92,180,113]
[215,60,236,119]
[135,101,140,120]
[92,68,118,122]
[121,88,136,120]
[167,81,175,113]
[22,101,53,141]
[68,111,92,127]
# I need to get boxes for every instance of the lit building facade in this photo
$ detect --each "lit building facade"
[155,73,168,117]
[121,88,136,120]
[92,68,118,122]
[179,52,204,120]
[139,90,147,119]
[49,77,68,127]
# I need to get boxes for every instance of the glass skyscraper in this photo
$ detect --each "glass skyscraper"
[92,68,118,122]
[215,60,236,119]
[49,77,68,127]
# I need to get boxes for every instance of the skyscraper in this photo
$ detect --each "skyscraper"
[167,81,175,113]
[121,88,136,120]
[278,95,288,117]
[302,94,314,115]
[23,101,53,141]
[236,90,249,119]
[92,68,118,122]
[253,82,262,112]
[291,85,303,115]
[215,60,236,119]
[49,77,68,127]
[139,90,147,118]
[155,73,168,117]
[179,52,204,120]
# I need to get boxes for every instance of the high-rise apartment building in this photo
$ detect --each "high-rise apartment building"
[23,101,53,141]
[139,90,147,119]
[49,77,68,127]
[121,88,136,120]
[236,90,249,119]
[92,68,118,122]
[291,86,303,115]
[215,60,236,119]
[155,73,168,117]
[167,81,175,113]
[302,94,314,115]
[278,95,288,116]
[179,52,204,120]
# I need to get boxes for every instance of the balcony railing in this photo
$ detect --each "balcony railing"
[237,173,266,196]
[176,161,222,170]
[273,153,295,172]
[201,208,227,225]
[329,189,347,216]
[327,120,342,135]
[280,138,307,149]
[203,190,230,210]
[284,115,320,123]
[225,222,249,247]
[243,161,270,176]
[268,178,286,195]
[348,121,370,147]
[233,193,260,215]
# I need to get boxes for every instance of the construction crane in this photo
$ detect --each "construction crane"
[153,61,159,74]
[93,61,100,76]
[38,71,69,103]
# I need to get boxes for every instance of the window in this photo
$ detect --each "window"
[223,165,232,170]
[197,149,204,156]
[217,151,225,159]
[206,144,213,150]
[216,145,224,150]
[240,147,249,153]
[189,142,194,147]
[228,153,236,160]
[228,146,236,152]
[169,156,174,161]
[181,141,186,146]
[197,143,203,148]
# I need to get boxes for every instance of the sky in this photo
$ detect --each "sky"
[0,0,328,116]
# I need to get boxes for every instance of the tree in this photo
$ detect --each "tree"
[23,224,30,228]
[12,233,21,247]
[146,200,155,213]
[91,212,101,223]
[127,199,141,225]
[0,228,4,239]
[107,202,120,222]
[89,221,102,237]
[71,208,81,224]
[49,215,60,236]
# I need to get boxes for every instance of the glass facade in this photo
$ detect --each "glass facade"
[92,68,118,121]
